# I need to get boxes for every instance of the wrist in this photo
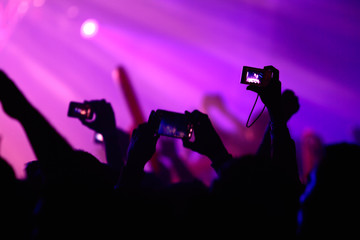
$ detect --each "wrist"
[97,123,117,135]
[209,149,232,170]
[268,104,284,124]
[16,102,36,121]
[101,128,117,139]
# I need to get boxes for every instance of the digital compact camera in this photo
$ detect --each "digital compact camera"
[67,102,94,120]
[240,66,274,87]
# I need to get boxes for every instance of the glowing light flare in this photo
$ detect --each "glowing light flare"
[94,133,104,143]
[80,19,99,38]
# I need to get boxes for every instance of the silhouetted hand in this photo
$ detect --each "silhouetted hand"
[0,70,31,120]
[246,66,282,114]
[282,89,300,122]
[77,99,129,173]
[79,100,116,134]
[127,121,159,170]
[183,110,231,170]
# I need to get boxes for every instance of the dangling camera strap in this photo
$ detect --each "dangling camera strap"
[246,94,266,128]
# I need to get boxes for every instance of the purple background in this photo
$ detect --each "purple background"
[1,0,360,178]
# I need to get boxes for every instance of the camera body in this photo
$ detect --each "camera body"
[67,102,94,120]
[241,66,273,87]
[153,110,193,139]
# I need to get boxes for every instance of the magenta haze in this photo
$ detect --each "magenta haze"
[0,0,359,178]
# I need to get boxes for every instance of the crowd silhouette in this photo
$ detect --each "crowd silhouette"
[0,66,358,239]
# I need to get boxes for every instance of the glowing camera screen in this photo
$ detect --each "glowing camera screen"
[156,110,193,139]
[67,102,94,119]
[245,71,263,85]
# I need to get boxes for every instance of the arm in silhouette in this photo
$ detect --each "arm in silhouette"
[0,70,73,163]
[116,112,159,188]
[257,89,300,160]
[247,66,301,184]
[182,110,232,174]
[79,100,129,174]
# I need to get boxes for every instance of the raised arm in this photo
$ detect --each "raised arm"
[116,112,159,188]
[182,110,232,174]
[257,89,300,161]
[78,100,130,174]
[0,70,73,162]
[247,66,300,183]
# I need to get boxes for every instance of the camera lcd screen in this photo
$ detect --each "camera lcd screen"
[157,111,192,139]
[245,70,263,85]
[241,66,273,87]
[241,66,267,86]
[67,102,93,119]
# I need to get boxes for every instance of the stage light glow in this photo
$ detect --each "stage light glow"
[33,0,46,7]
[80,19,99,38]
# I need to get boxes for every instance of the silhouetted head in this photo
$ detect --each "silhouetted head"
[298,142,360,237]
[35,150,118,239]
[211,153,302,237]
[67,150,118,190]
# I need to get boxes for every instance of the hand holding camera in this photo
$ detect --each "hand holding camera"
[149,109,230,161]
[242,65,281,109]
[182,110,230,167]
[127,115,160,170]
[242,65,283,124]
[126,109,230,172]
[68,99,116,134]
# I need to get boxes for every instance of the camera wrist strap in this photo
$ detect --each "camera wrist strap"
[246,94,266,128]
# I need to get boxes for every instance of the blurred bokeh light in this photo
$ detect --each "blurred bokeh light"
[80,19,98,38]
